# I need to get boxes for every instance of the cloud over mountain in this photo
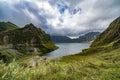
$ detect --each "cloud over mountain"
[0,0,120,37]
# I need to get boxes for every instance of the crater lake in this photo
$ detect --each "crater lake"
[44,43,90,58]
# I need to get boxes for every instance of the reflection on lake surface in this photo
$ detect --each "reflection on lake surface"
[44,43,90,58]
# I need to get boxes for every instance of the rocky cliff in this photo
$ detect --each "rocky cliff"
[0,23,57,62]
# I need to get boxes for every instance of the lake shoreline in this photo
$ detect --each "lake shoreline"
[43,43,90,58]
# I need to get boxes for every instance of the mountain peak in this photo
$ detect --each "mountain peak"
[29,23,35,26]
[24,23,36,28]
[0,22,57,61]
[23,23,38,32]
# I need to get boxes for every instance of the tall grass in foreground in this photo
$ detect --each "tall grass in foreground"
[0,59,87,80]
[0,59,104,80]
[0,48,120,80]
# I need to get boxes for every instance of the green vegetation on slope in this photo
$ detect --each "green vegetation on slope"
[0,23,57,62]
[0,17,120,80]
[0,21,19,32]
[91,17,120,47]
[0,21,120,79]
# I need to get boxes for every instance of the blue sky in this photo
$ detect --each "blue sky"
[0,0,120,37]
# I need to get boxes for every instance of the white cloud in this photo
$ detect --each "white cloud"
[45,0,120,36]
[0,0,20,4]
[22,8,39,23]
[0,0,120,36]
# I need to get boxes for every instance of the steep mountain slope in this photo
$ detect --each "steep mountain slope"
[0,23,57,61]
[91,17,120,47]
[58,17,120,80]
[0,21,19,32]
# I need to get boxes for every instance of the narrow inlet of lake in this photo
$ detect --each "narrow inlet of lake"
[43,43,90,58]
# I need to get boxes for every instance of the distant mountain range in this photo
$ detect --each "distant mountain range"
[51,36,72,43]
[51,32,100,43]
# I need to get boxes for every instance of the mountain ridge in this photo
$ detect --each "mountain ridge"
[51,32,100,43]
[91,17,120,47]
[0,21,19,32]
[0,22,57,62]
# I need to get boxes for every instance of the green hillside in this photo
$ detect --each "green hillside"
[91,17,120,47]
[0,17,120,80]
[0,23,57,62]
[0,22,19,32]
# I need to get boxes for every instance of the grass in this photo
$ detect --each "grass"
[91,17,120,47]
[0,22,19,32]
[0,45,120,80]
